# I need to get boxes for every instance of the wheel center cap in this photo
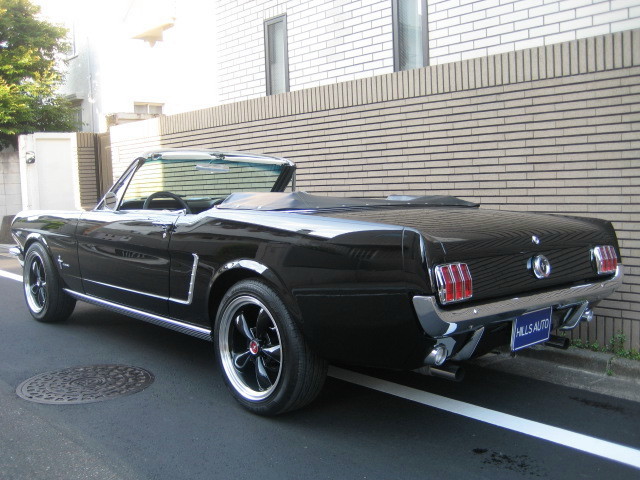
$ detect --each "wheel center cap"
[249,340,260,355]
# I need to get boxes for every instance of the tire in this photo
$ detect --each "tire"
[214,279,327,415]
[23,243,76,323]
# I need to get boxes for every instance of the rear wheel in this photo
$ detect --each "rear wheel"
[23,243,76,323]
[214,279,327,415]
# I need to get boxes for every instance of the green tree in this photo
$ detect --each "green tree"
[0,0,75,148]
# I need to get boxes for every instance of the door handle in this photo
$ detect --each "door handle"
[151,221,176,238]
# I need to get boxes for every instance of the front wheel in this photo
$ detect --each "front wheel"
[23,243,76,323]
[214,279,327,415]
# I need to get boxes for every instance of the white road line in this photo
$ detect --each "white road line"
[329,366,640,471]
[0,269,21,282]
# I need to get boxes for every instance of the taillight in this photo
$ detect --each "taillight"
[592,245,618,274]
[434,263,473,304]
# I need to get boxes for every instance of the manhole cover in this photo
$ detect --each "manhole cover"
[16,365,154,404]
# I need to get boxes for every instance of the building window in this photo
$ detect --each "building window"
[134,103,164,114]
[264,14,289,95]
[67,24,77,58]
[392,0,428,71]
[71,99,83,130]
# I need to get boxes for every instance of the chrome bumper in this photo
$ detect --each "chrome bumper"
[9,246,24,266]
[413,266,624,338]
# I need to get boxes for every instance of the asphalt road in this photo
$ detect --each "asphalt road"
[1,256,639,480]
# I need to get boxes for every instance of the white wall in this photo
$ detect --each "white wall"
[217,0,640,104]
[18,134,82,211]
[0,148,22,217]
[217,0,395,104]
[429,0,640,64]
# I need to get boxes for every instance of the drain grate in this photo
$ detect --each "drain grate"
[16,365,154,404]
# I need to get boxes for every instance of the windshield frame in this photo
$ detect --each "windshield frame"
[95,150,296,212]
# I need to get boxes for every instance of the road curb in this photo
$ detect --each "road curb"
[610,355,640,380]
[515,344,640,381]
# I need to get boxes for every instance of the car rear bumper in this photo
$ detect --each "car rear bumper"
[412,266,624,339]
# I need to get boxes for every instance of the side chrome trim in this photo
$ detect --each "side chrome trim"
[82,253,200,305]
[83,279,168,301]
[63,289,212,341]
[170,253,199,305]
[413,266,624,338]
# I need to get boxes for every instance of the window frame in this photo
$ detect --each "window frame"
[264,14,290,96]
[133,102,164,115]
[69,98,83,130]
[392,0,429,72]
[67,24,78,59]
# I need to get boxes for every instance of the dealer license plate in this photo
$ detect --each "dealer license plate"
[511,307,552,351]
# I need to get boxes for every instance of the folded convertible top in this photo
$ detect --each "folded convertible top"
[217,191,478,211]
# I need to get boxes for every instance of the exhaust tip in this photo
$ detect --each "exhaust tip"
[415,364,465,382]
[425,344,448,366]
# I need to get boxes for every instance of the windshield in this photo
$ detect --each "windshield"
[115,153,292,213]
[126,157,284,198]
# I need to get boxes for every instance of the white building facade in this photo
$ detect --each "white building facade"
[37,0,219,133]
[35,0,640,128]
[217,0,640,104]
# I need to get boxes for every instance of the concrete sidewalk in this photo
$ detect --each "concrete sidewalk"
[518,343,640,381]
[473,345,640,402]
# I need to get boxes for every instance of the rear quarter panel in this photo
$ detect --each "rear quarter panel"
[169,210,431,368]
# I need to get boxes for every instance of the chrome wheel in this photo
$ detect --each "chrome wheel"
[22,243,76,323]
[218,295,283,401]
[215,279,327,415]
[25,252,47,314]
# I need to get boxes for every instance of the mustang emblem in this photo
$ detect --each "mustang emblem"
[531,254,551,279]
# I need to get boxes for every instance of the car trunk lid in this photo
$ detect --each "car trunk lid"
[319,206,619,303]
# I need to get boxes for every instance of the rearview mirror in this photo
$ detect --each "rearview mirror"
[103,192,118,211]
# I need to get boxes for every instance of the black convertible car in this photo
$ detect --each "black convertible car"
[10,150,623,414]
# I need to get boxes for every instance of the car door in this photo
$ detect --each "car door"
[76,209,179,317]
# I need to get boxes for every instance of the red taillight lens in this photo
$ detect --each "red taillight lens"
[592,245,618,274]
[434,263,473,304]
[439,265,455,303]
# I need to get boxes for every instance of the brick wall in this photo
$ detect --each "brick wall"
[111,29,640,350]
[76,133,100,210]
[217,0,640,104]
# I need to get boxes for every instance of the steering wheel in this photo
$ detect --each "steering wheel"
[143,191,192,214]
